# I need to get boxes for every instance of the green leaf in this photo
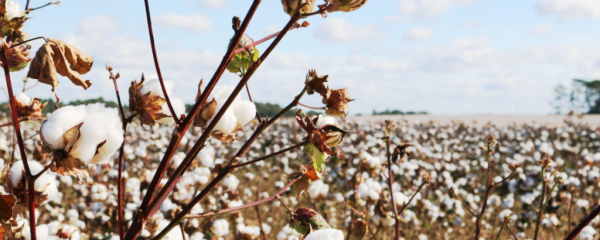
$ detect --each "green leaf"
[304,144,327,172]
[226,47,259,74]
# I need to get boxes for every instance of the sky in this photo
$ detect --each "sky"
[5,0,600,115]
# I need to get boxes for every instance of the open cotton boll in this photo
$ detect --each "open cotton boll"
[277,224,301,240]
[140,79,175,98]
[10,161,57,203]
[157,97,186,124]
[212,219,230,237]
[316,115,338,129]
[231,100,256,126]
[358,178,382,201]
[222,175,239,191]
[209,100,238,135]
[305,229,344,240]
[68,104,123,164]
[5,0,26,20]
[309,180,329,199]
[236,223,261,239]
[15,92,30,104]
[207,86,241,103]
[41,105,87,150]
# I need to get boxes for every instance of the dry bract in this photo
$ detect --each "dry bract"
[128,77,170,127]
[281,0,315,17]
[0,42,31,72]
[27,39,94,101]
[13,95,47,119]
[325,0,368,12]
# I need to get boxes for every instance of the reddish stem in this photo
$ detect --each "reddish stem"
[124,1,263,238]
[565,204,600,240]
[2,46,36,240]
[0,117,44,128]
[568,191,574,234]
[143,0,180,125]
[385,139,400,240]
[255,184,267,240]
[298,102,326,110]
[232,141,309,169]
[110,73,127,240]
[183,177,299,219]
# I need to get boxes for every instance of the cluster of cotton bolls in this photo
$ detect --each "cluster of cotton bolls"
[4,104,600,239]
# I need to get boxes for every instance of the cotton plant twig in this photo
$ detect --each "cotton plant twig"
[143,6,310,236]
[507,224,520,240]
[26,1,59,12]
[232,141,309,169]
[565,203,600,240]
[493,169,518,187]
[495,216,511,240]
[397,181,427,216]
[184,177,300,219]
[1,41,38,240]
[533,167,560,240]
[384,129,401,240]
[568,190,575,234]
[0,117,45,128]
[125,0,263,237]
[298,102,326,110]
[143,0,180,125]
[255,184,267,240]
[108,66,130,240]
[474,134,503,240]
[449,187,477,217]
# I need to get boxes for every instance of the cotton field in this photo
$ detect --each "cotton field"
[1,113,599,239]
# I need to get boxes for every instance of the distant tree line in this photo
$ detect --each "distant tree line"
[371,109,428,115]
[552,79,600,114]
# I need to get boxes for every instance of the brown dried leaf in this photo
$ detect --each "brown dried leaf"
[137,92,169,127]
[305,69,329,97]
[294,175,312,199]
[27,39,94,99]
[324,88,353,118]
[0,194,16,222]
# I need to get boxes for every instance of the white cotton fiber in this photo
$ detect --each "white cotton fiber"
[69,104,123,164]
[212,219,230,237]
[232,100,256,126]
[140,79,175,98]
[42,104,123,165]
[222,175,239,191]
[9,160,57,205]
[305,229,344,240]
[316,115,338,129]
[157,97,186,124]
[208,86,240,103]
[210,100,238,135]
[41,105,87,150]
[15,92,30,104]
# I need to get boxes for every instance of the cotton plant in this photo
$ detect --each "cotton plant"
[128,78,186,126]
[8,160,58,207]
[193,85,257,142]
[39,104,124,182]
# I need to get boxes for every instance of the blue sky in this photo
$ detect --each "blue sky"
[7,0,600,115]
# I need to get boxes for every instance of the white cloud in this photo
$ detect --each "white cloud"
[536,0,600,20]
[203,0,227,8]
[398,0,474,20]
[313,18,384,43]
[403,27,433,41]
[154,13,212,33]
[529,24,553,36]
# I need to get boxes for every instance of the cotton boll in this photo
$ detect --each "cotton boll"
[15,92,30,105]
[9,160,57,206]
[41,105,87,149]
[277,224,301,240]
[304,229,344,240]
[157,97,186,124]
[316,115,338,129]
[140,79,175,98]
[309,180,329,199]
[209,100,238,135]
[231,100,256,126]
[222,175,239,191]
[212,219,230,237]
[190,232,205,240]
[207,86,240,103]
[5,0,26,20]
[193,167,211,185]
[70,104,123,164]
[358,178,382,201]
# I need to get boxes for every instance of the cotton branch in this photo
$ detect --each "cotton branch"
[184,177,300,219]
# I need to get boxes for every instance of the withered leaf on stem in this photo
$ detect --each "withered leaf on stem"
[27,39,94,101]
[293,175,312,199]
[324,88,353,118]
[0,194,17,222]
[305,69,328,97]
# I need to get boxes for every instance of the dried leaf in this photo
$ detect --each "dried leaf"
[304,164,323,180]
[294,175,312,199]
[324,88,353,118]
[305,69,328,97]
[0,194,16,222]
[63,122,83,153]
[352,219,368,238]
[27,39,94,99]
[136,92,169,127]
